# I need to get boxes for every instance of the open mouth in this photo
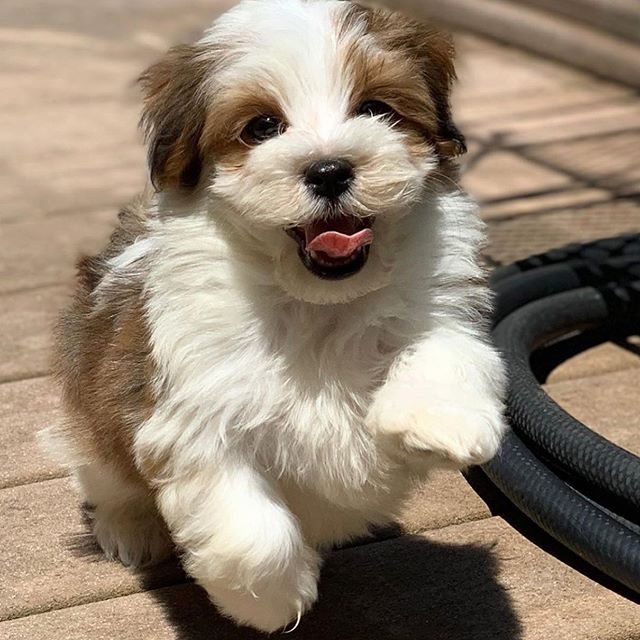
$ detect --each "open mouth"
[286,215,374,280]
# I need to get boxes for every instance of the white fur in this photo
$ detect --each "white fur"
[75,461,173,568]
[67,0,508,632]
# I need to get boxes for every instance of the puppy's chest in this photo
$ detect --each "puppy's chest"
[190,311,394,433]
[247,318,393,425]
[150,278,405,441]
[149,284,408,494]
[256,324,395,491]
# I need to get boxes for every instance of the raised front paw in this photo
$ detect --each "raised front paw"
[366,381,508,469]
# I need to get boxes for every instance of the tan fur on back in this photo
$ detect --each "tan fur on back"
[52,196,154,484]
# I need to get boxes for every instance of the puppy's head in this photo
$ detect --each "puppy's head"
[140,0,464,304]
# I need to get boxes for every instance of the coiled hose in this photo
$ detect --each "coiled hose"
[479,234,640,594]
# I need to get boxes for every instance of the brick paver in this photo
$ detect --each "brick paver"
[3,518,639,640]
[547,339,640,384]
[546,367,640,456]
[486,199,640,265]
[0,209,115,293]
[0,285,69,383]
[0,377,63,489]
[1,1,638,638]
[0,478,182,621]
[461,149,573,202]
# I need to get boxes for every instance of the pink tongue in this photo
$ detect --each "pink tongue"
[306,228,374,258]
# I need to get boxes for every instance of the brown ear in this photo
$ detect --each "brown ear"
[139,45,212,190]
[360,6,466,159]
[401,19,466,159]
[418,28,467,159]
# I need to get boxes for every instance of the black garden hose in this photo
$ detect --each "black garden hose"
[480,234,640,594]
[484,430,640,593]
[492,255,640,324]
[490,233,640,284]
[494,283,640,520]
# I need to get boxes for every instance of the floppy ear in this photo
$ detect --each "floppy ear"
[391,17,466,159]
[415,27,467,159]
[139,45,212,190]
[359,5,466,159]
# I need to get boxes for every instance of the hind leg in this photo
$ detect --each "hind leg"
[76,460,173,568]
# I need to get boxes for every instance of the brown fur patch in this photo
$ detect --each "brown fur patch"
[344,39,438,133]
[352,3,466,159]
[53,197,155,485]
[201,83,286,171]
[140,45,288,184]
[139,46,217,190]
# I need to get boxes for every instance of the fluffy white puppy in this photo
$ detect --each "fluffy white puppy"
[47,0,507,632]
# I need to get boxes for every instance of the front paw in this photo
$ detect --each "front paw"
[204,551,319,633]
[367,381,507,469]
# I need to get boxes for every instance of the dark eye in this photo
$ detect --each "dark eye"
[357,100,396,119]
[241,115,286,144]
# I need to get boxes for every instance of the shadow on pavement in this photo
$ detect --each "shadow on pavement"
[140,534,522,640]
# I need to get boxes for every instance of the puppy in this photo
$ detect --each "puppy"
[46,0,507,632]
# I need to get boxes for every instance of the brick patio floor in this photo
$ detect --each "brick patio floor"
[1,2,639,639]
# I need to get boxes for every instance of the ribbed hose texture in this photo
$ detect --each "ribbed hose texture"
[485,431,640,592]
[493,286,640,516]
[482,234,640,594]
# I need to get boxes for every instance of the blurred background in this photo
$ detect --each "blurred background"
[1,2,640,639]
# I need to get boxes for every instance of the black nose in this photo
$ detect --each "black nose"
[304,159,354,199]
